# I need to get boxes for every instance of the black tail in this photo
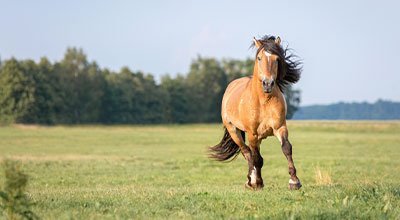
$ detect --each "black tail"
[208,127,245,162]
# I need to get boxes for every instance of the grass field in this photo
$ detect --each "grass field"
[0,121,399,219]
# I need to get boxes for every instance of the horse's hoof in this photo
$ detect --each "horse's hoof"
[288,179,302,190]
[245,182,264,190]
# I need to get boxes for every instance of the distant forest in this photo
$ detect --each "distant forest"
[293,100,400,120]
[0,48,301,124]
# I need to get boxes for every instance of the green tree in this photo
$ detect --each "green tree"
[186,56,227,122]
[161,74,189,123]
[52,48,88,123]
[102,67,167,124]
[221,58,253,82]
[81,62,106,123]
[0,59,35,123]
[19,58,62,124]
[102,68,135,123]
[138,73,167,123]
[54,47,105,123]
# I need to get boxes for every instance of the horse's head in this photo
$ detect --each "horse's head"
[253,37,281,93]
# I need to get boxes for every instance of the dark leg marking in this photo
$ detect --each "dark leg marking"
[282,139,302,190]
[245,145,264,190]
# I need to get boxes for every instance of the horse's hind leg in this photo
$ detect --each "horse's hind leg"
[276,126,302,190]
[225,123,251,160]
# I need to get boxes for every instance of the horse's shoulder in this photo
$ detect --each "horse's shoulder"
[227,76,251,89]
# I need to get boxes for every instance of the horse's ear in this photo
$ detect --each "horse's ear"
[275,36,281,45]
[253,37,262,49]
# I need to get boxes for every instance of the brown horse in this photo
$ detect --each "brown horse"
[209,35,302,190]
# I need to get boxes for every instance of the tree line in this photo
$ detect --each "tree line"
[293,100,400,120]
[0,48,300,124]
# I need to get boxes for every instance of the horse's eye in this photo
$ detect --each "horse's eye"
[257,57,261,61]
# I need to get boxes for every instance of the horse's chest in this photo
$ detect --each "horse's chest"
[256,120,274,140]
[255,109,285,140]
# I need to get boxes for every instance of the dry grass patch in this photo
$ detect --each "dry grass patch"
[314,166,333,185]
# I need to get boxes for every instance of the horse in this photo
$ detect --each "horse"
[209,35,302,190]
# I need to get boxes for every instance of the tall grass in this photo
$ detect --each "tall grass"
[314,166,333,185]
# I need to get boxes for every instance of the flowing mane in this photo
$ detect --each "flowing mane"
[250,35,302,92]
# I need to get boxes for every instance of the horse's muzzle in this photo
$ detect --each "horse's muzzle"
[262,79,275,93]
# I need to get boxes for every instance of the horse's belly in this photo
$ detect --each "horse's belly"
[221,77,251,131]
[222,98,247,131]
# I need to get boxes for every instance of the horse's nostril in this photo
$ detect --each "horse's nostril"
[271,81,275,86]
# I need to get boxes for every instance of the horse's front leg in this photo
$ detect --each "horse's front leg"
[276,126,302,190]
[245,135,264,190]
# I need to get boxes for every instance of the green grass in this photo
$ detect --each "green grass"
[0,121,399,219]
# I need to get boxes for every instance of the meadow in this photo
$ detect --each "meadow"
[0,121,399,219]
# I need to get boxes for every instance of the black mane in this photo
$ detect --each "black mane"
[251,35,302,92]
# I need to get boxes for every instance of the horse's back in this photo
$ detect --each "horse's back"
[221,77,251,130]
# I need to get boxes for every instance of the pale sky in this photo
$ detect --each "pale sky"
[1,0,399,105]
